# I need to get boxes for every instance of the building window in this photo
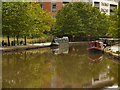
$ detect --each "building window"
[101,8,108,13]
[52,3,56,9]
[40,2,43,8]
[94,2,99,8]
[110,4,117,10]
[110,4,117,15]
[52,2,56,12]
[94,2,100,10]
[63,2,69,7]
[101,2,109,7]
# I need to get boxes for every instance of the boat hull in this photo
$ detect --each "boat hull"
[50,43,59,47]
[88,47,104,53]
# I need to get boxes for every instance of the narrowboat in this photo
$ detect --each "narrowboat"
[50,37,69,47]
[88,41,105,52]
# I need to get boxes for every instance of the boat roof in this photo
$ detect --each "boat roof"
[91,41,100,43]
[99,38,120,41]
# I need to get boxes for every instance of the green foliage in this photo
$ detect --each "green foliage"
[27,2,55,38]
[115,51,120,54]
[2,2,55,38]
[106,8,119,38]
[54,2,109,38]
[118,2,120,38]
[2,2,29,36]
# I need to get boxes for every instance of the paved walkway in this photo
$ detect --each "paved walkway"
[105,44,120,58]
[110,44,120,52]
[0,43,51,52]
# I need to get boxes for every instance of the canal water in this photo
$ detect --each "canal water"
[2,42,119,88]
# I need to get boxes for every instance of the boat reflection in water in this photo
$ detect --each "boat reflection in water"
[50,36,69,55]
[86,53,115,88]
[51,44,69,55]
[88,53,103,64]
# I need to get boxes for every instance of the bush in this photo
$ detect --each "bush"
[115,51,120,54]
[2,34,53,45]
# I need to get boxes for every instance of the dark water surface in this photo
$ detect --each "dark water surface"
[2,42,119,88]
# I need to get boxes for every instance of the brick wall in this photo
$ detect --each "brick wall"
[72,0,76,2]
[56,2,63,13]
[43,2,51,12]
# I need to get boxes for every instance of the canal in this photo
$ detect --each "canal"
[2,42,119,88]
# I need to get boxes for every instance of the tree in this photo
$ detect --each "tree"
[0,2,1,30]
[118,2,120,38]
[54,2,109,40]
[2,2,31,45]
[2,2,55,45]
[28,3,55,39]
[106,8,119,38]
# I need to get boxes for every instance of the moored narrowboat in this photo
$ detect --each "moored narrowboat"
[88,41,105,52]
[50,37,69,47]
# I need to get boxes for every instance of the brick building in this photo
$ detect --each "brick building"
[39,0,118,17]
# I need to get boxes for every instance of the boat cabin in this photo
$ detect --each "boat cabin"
[89,41,103,48]
[88,41,104,51]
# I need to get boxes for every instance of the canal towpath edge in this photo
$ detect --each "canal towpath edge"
[0,43,51,52]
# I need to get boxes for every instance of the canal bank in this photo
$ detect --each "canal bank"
[104,45,120,61]
[1,42,89,52]
[1,41,120,62]
[0,43,51,52]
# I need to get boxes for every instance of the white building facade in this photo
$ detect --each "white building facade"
[92,0,118,15]
[62,0,119,15]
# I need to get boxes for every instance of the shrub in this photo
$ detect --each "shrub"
[115,51,120,54]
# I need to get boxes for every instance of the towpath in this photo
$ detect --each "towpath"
[0,43,51,52]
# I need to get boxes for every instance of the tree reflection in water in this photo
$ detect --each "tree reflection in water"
[2,48,54,88]
[2,43,119,88]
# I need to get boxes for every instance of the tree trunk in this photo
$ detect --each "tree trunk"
[14,36,15,46]
[17,36,19,45]
[24,36,26,45]
[39,37,40,43]
[7,36,10,46]
[69,36,72,42]
[72,35,75,42]
[24,51,26,62]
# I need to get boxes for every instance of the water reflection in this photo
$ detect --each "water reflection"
[3,48,53,88]
[2,43,119,88]
[51,44,69,55]
[88,53,103,64]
